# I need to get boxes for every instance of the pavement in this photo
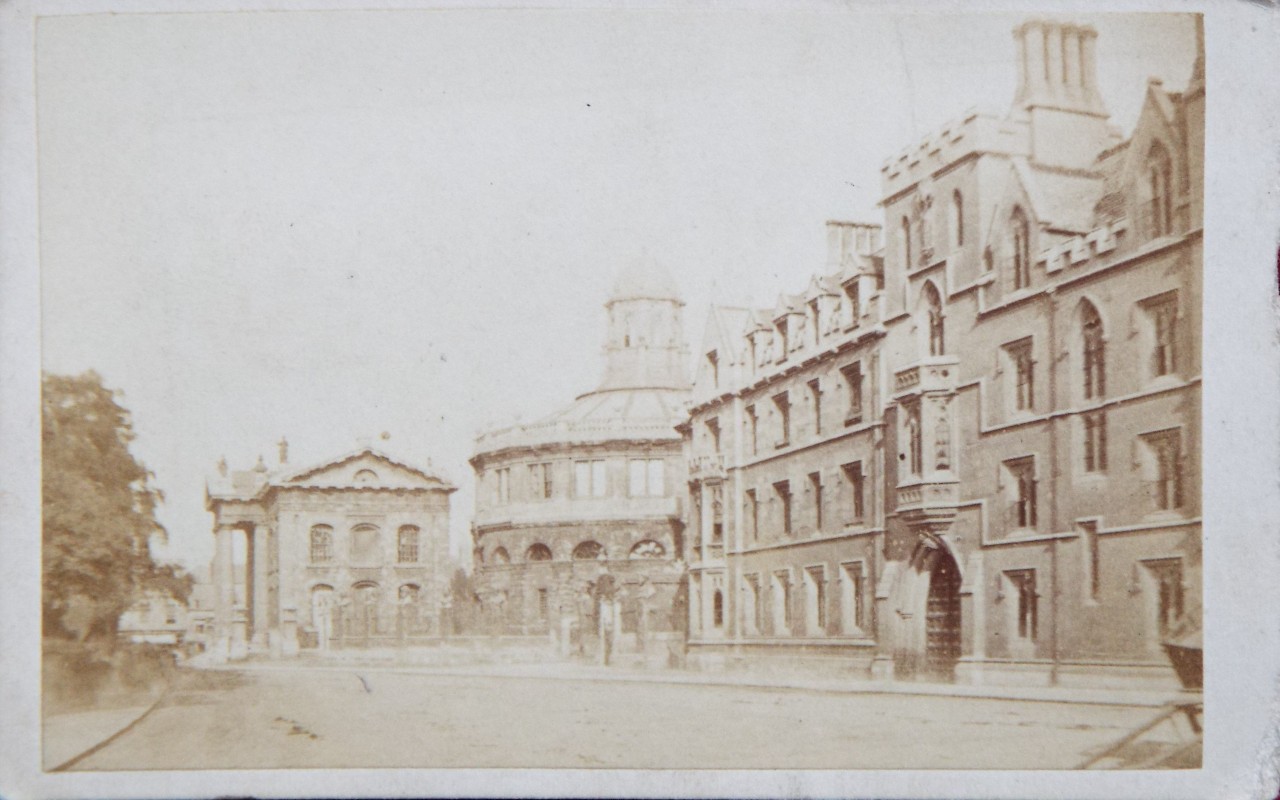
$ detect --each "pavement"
[63,666,1197,770]
[42,691,166,771]
[46,654,1195,771]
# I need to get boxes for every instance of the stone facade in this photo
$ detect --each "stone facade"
[682,17,1203,689]
[470,262,690,642]
[205,445,454,660]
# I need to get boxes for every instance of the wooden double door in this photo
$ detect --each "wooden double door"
[924,552,962,680]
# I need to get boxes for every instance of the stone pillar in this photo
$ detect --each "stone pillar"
[230,607,248,660]
[251,524,270,647]
[212,524,235,662]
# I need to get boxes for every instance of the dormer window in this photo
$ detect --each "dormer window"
[705,350,719,388]
[773,392,791,448]
[775,319,789,362]
[844,281,860,329]
[808,299,821,346]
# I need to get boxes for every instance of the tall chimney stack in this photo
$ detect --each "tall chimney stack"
[1012,19,1106,117]
[277,436,289,465]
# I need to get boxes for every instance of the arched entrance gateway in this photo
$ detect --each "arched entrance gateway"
[889,536,964,682]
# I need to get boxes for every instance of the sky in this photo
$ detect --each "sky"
[36,9,1198,571]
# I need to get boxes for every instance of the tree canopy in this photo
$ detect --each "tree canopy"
[42,371,192,643]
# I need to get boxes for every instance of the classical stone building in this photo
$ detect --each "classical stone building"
[682,17,1202,689]
[205,442,455,660]
[470,262,690,642]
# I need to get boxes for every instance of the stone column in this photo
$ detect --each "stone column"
[213,524,235,662]
[252,524,270,647]
[230,607,248,660]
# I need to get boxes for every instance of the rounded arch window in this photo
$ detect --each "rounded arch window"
[397,525,420,564]
[629,540,666,559]
[354,468,379,485]
[398,583,421,602]
[526,543,553,562]
[352,581,380,606]
[350,524,381,564]
[573,540,605,560]
[491,546,511,564]
[309,525,334,563]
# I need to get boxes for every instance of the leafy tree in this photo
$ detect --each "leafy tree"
[42,371,190,644]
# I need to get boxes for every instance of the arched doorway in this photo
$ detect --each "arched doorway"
[924,550,962,680]
[352,581,380,640]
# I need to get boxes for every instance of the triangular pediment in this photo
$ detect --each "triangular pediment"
[278,448,454,491]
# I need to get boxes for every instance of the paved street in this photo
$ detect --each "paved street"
[63,665,1175,770]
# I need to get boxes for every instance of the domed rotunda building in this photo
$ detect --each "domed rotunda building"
[469,261,690,641]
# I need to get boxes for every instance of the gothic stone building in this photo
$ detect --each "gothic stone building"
[469,262,689,641]
[205,444,455,659]
[681,17,1203,689]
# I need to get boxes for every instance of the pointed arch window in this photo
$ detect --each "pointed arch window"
[1081,302,1106,399]
[923,282,945,356]
[900,216,912,272]
[950,190,964,249]
[1147,142,1174,238]
[1010,207,1032,290]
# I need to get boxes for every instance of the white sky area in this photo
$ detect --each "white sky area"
[38,10,1197,573]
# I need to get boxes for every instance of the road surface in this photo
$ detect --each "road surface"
[68,666,1168,770]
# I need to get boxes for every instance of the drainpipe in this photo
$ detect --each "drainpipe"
[1047,288,1060,687]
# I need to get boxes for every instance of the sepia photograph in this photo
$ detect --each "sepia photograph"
[4,1,1279,797]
